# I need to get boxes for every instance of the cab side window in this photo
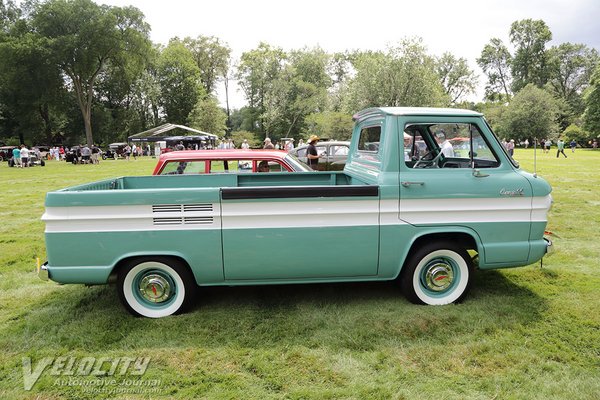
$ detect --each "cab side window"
[358,126,381,152]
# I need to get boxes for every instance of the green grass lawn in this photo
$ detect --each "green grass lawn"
[0,150,599,399]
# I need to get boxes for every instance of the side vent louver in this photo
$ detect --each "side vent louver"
[152,204,183,213]
[152,204,213,226]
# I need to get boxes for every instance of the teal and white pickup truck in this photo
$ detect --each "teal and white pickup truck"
[40,107,553,318]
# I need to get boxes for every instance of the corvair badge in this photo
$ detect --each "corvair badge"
[500,188,524,196]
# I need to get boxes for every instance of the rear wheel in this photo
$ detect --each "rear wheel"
[401,241,473,305]
[117,257,197,318]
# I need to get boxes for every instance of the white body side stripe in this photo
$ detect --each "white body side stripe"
[42,195,551,233]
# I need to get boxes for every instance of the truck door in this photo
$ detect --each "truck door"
[220,186,380,280]
[399,119,533,264]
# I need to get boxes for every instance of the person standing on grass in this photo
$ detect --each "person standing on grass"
[556,138,567,158]
[507,139,515,157]
[20,145,30,167]
[570,140,576,153]
[91,144,100,164]
[124,144,131,161]
[544,139,552,154]
[81,144,91,164]
[12,146,21,167]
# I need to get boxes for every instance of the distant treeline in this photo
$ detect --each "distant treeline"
[1,0,599,147]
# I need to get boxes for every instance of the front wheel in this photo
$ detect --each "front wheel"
[401,242,473,305]
[117,257,197,318]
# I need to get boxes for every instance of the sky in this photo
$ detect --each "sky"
[97,0,600,108]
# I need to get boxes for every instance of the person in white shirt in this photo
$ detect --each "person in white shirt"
[241,139,250,150]
[20,145,30,167]
[436,131,454,157]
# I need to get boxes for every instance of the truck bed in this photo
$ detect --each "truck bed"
[45,172,376,207]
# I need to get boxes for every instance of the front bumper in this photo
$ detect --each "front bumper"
[37,261,49,281]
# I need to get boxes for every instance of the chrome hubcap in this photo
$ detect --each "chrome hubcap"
[424,262,454,292]
[139,274,172,303]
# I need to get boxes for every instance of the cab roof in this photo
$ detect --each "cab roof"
[353,107,483,122]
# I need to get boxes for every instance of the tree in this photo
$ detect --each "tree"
[187,96,227,136]
[156,41,204,124]
[509,19,552,92]
[436,52,477,104]
[236,42,286,132]
[477,38,513,101]
[345,38,448,111]
[230,130,261,149]
[562,123,589,146]
[0,0,19,34]
[182,35,231,95]
[303,111,353,140]
[32,0,151,146]
[547,43,599,117]
[0,32,66,144]
[497,84,560,141]
[583,65,600,137]
[277,48,330,137]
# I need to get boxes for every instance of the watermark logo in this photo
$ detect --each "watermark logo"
[22,356,152,391]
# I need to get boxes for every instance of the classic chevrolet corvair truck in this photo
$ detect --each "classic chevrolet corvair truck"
[40,107,553,318]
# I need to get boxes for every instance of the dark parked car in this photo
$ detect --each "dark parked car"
[0,146,17,162]
[290,140,350,171]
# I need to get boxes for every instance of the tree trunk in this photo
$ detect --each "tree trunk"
[224,76,231,132]
[39,103,53,145]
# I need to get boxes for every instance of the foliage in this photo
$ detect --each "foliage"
[236,42,286,132]
[436,52,477,104]
[187,96,228,136]
[0,0,19,33]
[31,0,151,146]
[509,19,552,92]
[181,35,231,95]
[0,30,66,144]
[497,84,560,140]
[582,65,600,137]
[562,123,589,145]
[156,40,205,124]
[230,130,261,149]
[345,38,449,111]
[547,43,599,117]
[477,38,513,101]
[2,10,599,151]
[474,101,507,134]
[303,111,353,141]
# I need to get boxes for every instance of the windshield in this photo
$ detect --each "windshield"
[404,122,500,169]
[285,154,311,171]
[483,118,519,168]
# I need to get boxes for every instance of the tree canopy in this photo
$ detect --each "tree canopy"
[1,8,599,147]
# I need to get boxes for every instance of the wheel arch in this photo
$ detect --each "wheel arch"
[108,253,195,284]
[396,228,482,279]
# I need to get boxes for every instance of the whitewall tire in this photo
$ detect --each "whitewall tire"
[401,242,473,305]
[117,257,196,318]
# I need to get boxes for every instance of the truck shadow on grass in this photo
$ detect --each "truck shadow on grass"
[4,268,550,354]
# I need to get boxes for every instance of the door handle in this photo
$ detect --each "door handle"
[401,181,425,187]
[472,169,489,178]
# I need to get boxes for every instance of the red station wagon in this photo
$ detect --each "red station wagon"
[152,149,311,175]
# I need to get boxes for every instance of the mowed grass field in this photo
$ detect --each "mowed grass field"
[0,149,599,399]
